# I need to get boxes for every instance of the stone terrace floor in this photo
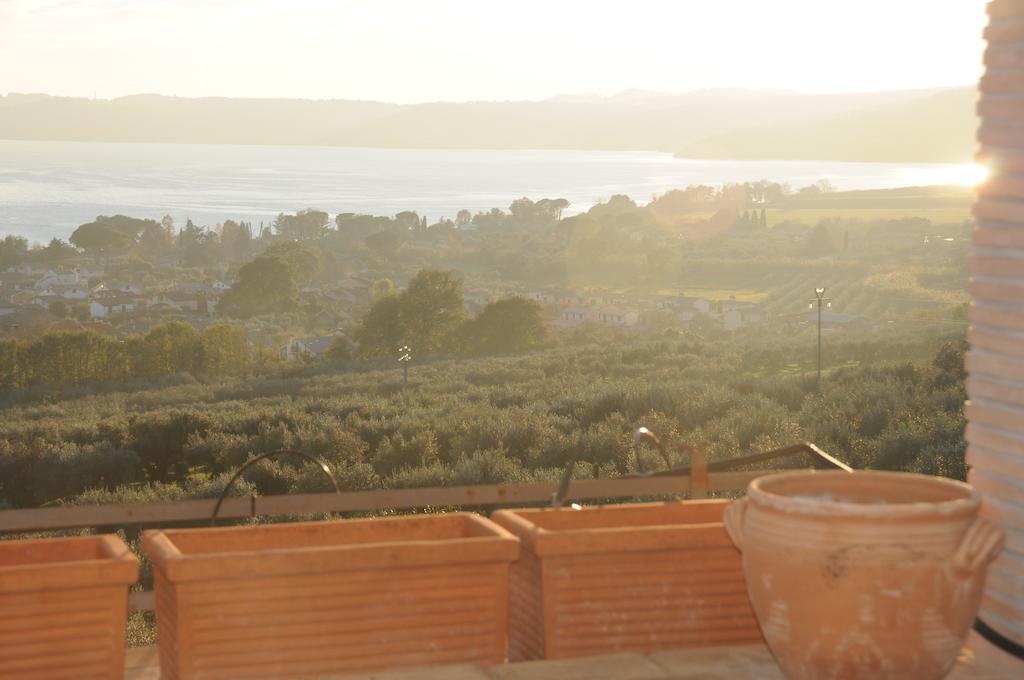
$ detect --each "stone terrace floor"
[124,642,1008,679]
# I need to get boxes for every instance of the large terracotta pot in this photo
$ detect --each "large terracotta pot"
[723,471,1005,680]
[492,500,762,661]
[143,512,517,679]
[0,533,139,679]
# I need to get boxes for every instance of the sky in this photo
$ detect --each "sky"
[0,0,989,103]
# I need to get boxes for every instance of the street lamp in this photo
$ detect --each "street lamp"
[808,287,832,385]
[398,345,411,405]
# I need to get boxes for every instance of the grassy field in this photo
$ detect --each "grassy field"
[678,288,771,302]
[767,207,971,228]
[765,185,974,227]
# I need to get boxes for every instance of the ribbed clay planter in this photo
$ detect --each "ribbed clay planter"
[723,471,1005,680]
[0,534,139,679]
[492,500,762,661]
[143,512,518,679]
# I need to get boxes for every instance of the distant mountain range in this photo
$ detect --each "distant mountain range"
[0,87,976,162]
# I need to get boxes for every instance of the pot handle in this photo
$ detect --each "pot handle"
[952,517,1005,576]
[723,497,747,551]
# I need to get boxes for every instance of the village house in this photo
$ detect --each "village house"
[554,304,641,328]
[31,293,63,311]
[556,305,592,326]
[10,289,37,306]
[337,276,373,300]
[33,269,80,290]
[0,307,50,334]
[0,271,37,294]
[95,280,144,296]
[281,335,337,361]
[176,281,223,298]
[722,303,765,330]
[49,283,91,300]
[527,290,557,305]
[595,307,640,326]
[528,289,588,307]
[90,292,139,318]
[149,290,204,313]
[712,299,766,330]
[464,289,492,312]
[648,296,712,323]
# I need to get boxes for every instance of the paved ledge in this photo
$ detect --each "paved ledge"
[123,643,1007,679]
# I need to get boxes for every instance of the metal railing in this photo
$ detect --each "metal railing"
[0,439,849,613]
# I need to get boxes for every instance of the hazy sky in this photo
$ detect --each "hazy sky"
[0,0,989,103]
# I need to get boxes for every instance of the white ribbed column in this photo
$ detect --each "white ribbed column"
[967,0,1024,671]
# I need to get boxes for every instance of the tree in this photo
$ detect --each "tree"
[355,294,404,358]
[472,208,507,230]
[356,268,466,357]
[537,198,570,221]
[459,297,546,356]
[371,278,396,301]
[177,219,204,256]
[805,222,837,256]
[0,338,22,390]
[137,321,202,377]
[509,197,538,225]
[0,235,28,269]
[221,220,254,261]
[365,230,401,259]
[199,324,248,378]
[261,240,321,283]
[139,221,174,259]
[48,299,68,319]
[70,221,133,261]
[34,239,77,268]
[183,230,219,268]
[933,340,967,379]
[588,194,637,219]
[274,209,329,240]
[71,214,156,261]
[72,302,91,323]
[21,330,128,388]
[325,336,352,364]
[217,255,298,318]
[395,211,421,231]
[399,269,466,355]
[455,210,472,228]
[99,215,156,240]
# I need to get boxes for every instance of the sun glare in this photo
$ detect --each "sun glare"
[963,163,991,187]
[898,163,990,188]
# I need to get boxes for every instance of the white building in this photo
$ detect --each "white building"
[90,294,138,318]
[281,335,336,361]
[595,307,640,326]
[34,270,80,290]
[722,302,765,330]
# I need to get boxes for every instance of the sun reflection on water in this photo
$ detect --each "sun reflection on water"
[898,163,990,188]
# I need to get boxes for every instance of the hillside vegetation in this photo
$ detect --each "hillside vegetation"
[0,87,976,162]
[0,327,967,513]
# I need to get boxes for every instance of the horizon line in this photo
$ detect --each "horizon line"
[0,84,979,108]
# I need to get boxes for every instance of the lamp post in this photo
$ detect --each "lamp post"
[808,287,831,385]
[398,345,411,405]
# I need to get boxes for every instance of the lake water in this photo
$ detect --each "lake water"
[0,140,980,243]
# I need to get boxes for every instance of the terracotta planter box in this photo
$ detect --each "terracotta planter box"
[143,512,518,679]
[491,500,762,661]
[0,534,139,679]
